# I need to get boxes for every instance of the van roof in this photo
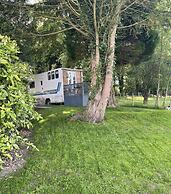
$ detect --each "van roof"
[60,68,83,71]
[33,68,83,76]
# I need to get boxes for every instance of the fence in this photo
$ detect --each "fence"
[64,82,88,106]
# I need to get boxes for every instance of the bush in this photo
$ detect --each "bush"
[0,35,41,168]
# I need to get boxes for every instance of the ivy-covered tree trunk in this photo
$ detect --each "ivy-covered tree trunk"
[85,25,117,122]
[90,36,100,88]
[58,0,125,122]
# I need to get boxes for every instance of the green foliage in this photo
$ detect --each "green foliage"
[0,1,67,73]
[116,29,159,67]
[76,58,104,100]
[125,59,159,96]
[65,29,90,68]
[75,58,91,83]
[0,35,41,168]
[29,18,67,73]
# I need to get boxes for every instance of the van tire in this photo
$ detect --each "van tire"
[45,98,51,105]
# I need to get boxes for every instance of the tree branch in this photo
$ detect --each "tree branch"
[118,18,148,29]
[30,27,74,37]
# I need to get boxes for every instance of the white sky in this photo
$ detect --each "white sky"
[27,0,40,5]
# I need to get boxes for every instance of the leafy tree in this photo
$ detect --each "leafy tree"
[0,35,41,168]
[125,27,171,106]
[28,18,67,72]
[0,0,67,73]
[154,31,171,107]
[55,0,157,122]
[116,29,159,96]
[126,59,158,104]
[64,29,90,68]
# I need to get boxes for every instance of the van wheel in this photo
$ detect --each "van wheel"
[45,99,51,105]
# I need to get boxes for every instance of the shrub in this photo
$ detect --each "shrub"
[0,35,41,168]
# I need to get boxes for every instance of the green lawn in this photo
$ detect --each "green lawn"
[0,105,171,194]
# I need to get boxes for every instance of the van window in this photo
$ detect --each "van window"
[73,76,76,84]
[68,72,72,84]
[51,71,55,79]
[57,82,61,92]
[55,70,59,79]
[48,72,51,80]
[30,81,35,89]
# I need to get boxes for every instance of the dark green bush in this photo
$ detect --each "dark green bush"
[0,35,41,168]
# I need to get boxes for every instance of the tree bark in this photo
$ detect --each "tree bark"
[90,0,100,88]
[85,25,118,122]
[143,91,149,105]
[82,0,123,123]
[90,49,100,88]
[163,81,169,107]
[118,75,124,96]
[155,34,163,108]
[143,95,148,105]
[155,71,161,108]
[108,87,117,108]
[132,93,134,106]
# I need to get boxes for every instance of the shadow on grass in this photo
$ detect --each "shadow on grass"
[122,105,163,110]
[107,105,165,113]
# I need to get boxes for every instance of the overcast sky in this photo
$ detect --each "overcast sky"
[27,0,40,4]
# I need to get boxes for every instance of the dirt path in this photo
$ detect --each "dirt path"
[0,130,31,179]
[0,148,27,179]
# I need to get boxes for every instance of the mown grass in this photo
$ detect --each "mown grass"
[0,104,171,194]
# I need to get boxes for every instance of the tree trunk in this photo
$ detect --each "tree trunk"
[143,91,149,105]
[118,75,124,96]
[85,25,118,122]
[108,87,117,108]
[155,34,163,108]
[132,93,134,106]
[90,43,100,88]
[155,73,161,108]
[143,95,148,104]
[163,81,169,107]
[90,0,100,88]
